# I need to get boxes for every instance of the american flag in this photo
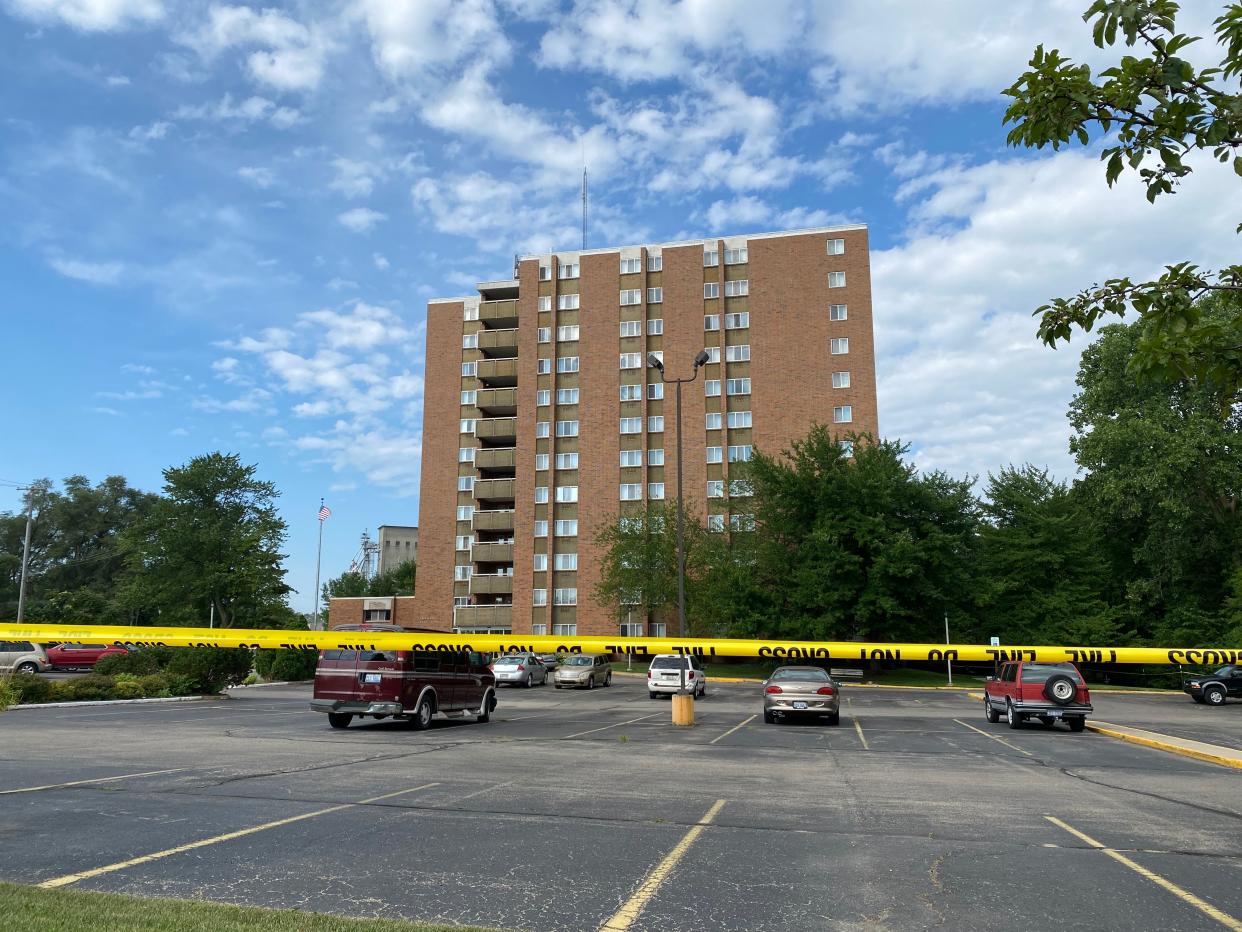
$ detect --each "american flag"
[318,504,331,521]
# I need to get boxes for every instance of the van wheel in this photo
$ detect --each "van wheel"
[586,676,595,690]
[763,709,775,724]
[1204,685,1227,706]
[477,692,495,723]
[1006,701,1022,729]
[15,661,39,675]
[649,691,658,700]
[604,673,612,687]
[327,713,352,729]
[411,697,434,730]
[984,698,1000,723]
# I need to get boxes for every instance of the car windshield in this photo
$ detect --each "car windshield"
[771,669,829,682]
[1020,663,1083,684]
[564,656,593,666]
[1214,666,1235,677]
[494,656,523,665]
[651,657,687,670]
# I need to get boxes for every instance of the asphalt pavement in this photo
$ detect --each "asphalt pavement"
[1,679,1240,931]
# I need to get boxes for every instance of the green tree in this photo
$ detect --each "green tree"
[1003,1,1242,413]
[120,453,290,628]
[319,560,416,615]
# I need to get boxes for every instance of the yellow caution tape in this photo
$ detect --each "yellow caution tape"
[0,623,1238,665]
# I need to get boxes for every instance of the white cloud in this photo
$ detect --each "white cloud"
[192,387,274,414]
[337,206,386,233]
[128,121,171,141]
[88,405,122,416]
[237,165,275,188]
[47,255,123,284]
[174,93,301,129]
[96,387,160,400]
[121,363,156,374]
[6,0,163,31]
[354,0,510,81]
[181,5,329,92]
[170,426,190,436]
[372,253,389,270]
[328,157,377,198]
[294,425,423,495]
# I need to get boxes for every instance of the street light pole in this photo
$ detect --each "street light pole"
[649,349,710,697]
[15,485,37,623]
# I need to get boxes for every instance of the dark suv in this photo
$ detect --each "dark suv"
[1184,666,1242,706]
[984,661,1093,732]
[310,625,496,730]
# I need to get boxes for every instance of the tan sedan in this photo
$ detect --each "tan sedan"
[762,666,840,725]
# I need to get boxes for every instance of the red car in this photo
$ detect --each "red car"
[45,643,129,671]
[984,660,1092,732]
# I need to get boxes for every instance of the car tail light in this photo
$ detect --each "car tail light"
[688,671,695,679]
[816,686,836,696]
[647,671,652,678]
[765,685,783,694]
[516,664,525,671]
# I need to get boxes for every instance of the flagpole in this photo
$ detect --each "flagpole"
[312,498,325,631]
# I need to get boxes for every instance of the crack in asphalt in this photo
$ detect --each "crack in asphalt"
[1055,766,1242,823]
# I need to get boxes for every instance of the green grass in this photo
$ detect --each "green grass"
[0,882,498,932]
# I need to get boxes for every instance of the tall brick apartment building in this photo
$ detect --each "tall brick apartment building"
[415,226,878,637]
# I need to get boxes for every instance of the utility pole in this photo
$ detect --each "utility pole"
[16,484,39,623]
[944,610,953,686]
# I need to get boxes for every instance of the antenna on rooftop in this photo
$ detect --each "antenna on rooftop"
[581,165,588,251]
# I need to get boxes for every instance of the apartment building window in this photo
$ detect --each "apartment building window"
[558,293,580,310]
[462,333,478,349]
[730,479,753,497]
[533,553,548,572]
[701,515,722,533]
[558,262,579,279]
[648,415,664,432]
[648,449,664,466]
[552,623,577,636]
[704,282,719,299]
[535,453,549,470]
[620,320,641,338]
[724,246,748,264]
[620,483,642,501]
[460,419,476,433]
[648,483,665,500]
[647,317,663,334]
[539,265,551,281]
[704,314,720,331]
[535,486,548,504]
[647,288,663,304]
[457,476,474,491]
[706,412,722,430]
[620,621,644,637]
[534,520,548,537]
[531,623,548,635]
[556,452,578,469]
[726,378,751,396]
[647,382,663,400]
[834,405,853,424]
[725,312,749,329]
[557,388,579,404]
[532,588,547,606]
[727,410,752,429]
[649,350,663,366]
[707,480,724,498]
[728,444,753,462]
[620,257,641,274]
[705,346,720,363]
[459,447,476,463]
[556,420,578,437]
[830,338,849,355]
[537,327,551,343]
[726,344,750,362]
[839,440,855,457]
[538,295,552,311]
[537,389,551,406]
[620,417,642,434]
[554,553,578,571]
[706,446,723,463]
[730,514,756,531]
[828,271,846,288]
[620,450,642,467]
[461,361,476,377]
[464,305,479,321]
[704,249,719,267]
[557,325,579,342]
[536,421,550,438]
[704,380,721,397]
[620,383,642,402]
[647,255,662,271]
[827,238,845,255]
[620,353,642,369]
[620,289,641,306]
[555,485,578,503]
[454,565,470,581]
[832,371,851,388]
[554,519,578,536]
[460,390,476,405]
[456,505,474,521]
[538,358,552,374]
[829,304,848,321]
[557,356,579,373]
[455,535,472,550]
[724,279,749,297]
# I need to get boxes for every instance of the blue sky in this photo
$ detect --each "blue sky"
[1,0,1235,615]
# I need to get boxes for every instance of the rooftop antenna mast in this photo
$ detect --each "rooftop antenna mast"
[581,160,588,251]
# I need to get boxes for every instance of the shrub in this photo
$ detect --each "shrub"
[268,649,318,682]
[253,649,277,679]
[68,674,116,701]
[242,672,259,686]
[48,681,75,702]
[165,674,198,696]
[0,676,15,712]
[95,647,173,677]
[112,680,144,700]
[11,673,54,704]
[138,674,171,698]
[165,647,253,695]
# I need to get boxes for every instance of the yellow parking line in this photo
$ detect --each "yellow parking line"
[564,712,663,739]
[1086,722,1242,770]
[847,698,869,750]
[709,715,756,745]
[600,799,727,931]
[37,783,439,889]
[953,719,1032,757]
[0,769,184,796]
[1046,816,1242,931]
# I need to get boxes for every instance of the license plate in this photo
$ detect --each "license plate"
[1046,709,1062,718]
[363,673,381,684]
[792,701,808,710]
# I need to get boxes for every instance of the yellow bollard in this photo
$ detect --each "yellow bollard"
[671,692,696,726]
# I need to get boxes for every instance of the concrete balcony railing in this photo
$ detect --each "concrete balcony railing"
[453,604,513,631]
[470,574,513,596]
[477,358,518,387]
[479,299,518,327]
[476,446,516,473]
[474,478,515,502]
[477,328,518,358]
[476,417,517,443]
[472,542,514,563]
[472,509,514,532]
[476,388,517,416]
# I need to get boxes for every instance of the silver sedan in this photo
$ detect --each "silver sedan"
[762,666,840,725]
[490,653,548,687]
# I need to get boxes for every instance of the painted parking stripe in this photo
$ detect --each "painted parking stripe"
[847,698,869,750]
[709,715,756,745]
[37,783,439,889]
[600,799,727,931]
[1046,816,1242,931]
[0,769,184,796]
[953,718,1033,757]
[563,712,664,739]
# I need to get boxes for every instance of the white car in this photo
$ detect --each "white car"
[490,653,548,688]
[647,654,707,699]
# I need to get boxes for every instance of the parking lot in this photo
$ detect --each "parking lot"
[2,677,1241,930]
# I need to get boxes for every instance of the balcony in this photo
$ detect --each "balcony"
[478,358,518,387]
[474,478,515,502]
[478,328,518,359]
[476,388,517,416]
[472,509,514,532]
[472,541,514,563]
[476,417,517,444]
[476,446,516,475]
[470,574,513,596]
[453,604,512,631]
[479,299,519,328]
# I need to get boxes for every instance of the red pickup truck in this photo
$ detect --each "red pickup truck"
[983,661,1092,732]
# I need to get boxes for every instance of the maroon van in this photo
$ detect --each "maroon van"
[310,625,496,730]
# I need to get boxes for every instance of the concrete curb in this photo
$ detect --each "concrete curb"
[7,695,212,711]
[228,680,310,689]
[1086,721,1242,769]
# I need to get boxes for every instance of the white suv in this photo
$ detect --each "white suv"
[647,654,707,699]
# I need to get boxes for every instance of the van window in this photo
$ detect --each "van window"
[322,650,357,662]
[358,650,397,663]
[413,653,442,672]
[651,657,687,670]
[468,652,486,668]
